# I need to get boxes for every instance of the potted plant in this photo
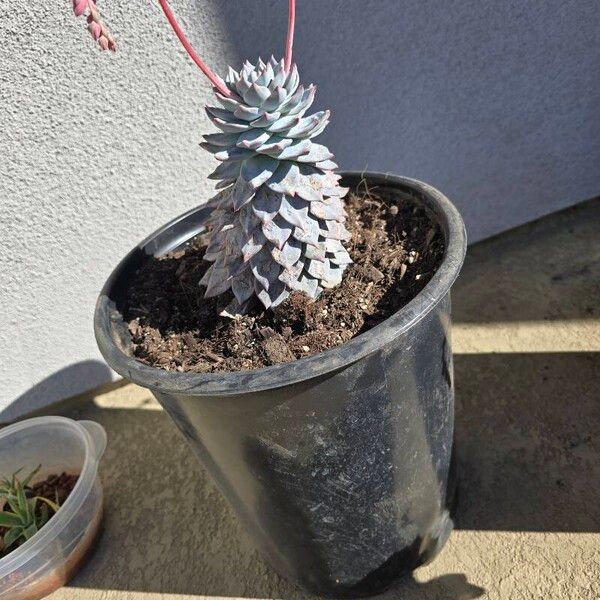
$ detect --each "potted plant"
[79,1,467,596]
[0,417,106,600]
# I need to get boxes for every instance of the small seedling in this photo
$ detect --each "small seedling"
[0,466,60,555]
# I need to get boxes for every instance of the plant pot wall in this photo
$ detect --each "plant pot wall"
[95,172,466,597]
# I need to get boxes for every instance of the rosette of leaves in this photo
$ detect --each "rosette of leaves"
[0,466,59,555]
[200,57,352,314]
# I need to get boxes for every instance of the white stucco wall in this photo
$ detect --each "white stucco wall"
[1,1,599,420]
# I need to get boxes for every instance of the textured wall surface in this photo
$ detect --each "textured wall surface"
[1,0,599,418]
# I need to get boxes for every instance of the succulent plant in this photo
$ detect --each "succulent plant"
[0,466,60,555]
[200,57,352,314]
[72,0,351,313]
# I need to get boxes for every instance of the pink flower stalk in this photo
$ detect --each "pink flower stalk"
[73,0,116,52]
[284,0,296,74]
[156,0,231,97]
[71,0,298,95]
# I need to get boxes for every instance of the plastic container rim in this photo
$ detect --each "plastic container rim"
[0,416,106,577]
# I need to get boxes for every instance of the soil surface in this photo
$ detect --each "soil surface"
[30,472,79,505]
[0,472,79,557]
[125,186,444,372]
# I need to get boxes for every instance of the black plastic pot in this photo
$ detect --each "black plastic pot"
[95,172,466,597]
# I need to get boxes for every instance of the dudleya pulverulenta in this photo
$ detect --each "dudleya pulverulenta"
[200,57,351,314]
[72,1,351,314]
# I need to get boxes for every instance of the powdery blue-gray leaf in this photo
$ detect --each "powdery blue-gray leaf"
[296,275,319,298]
[243,83,271,107]
[292,215,320,247]
[295,144,334,164]
[206,146,254,162]
[204,266,233,298]
[208,160,243,181]
[286,85,316,116]
[255,62,274,87]
[261,87,288,113]
[250,248,281,291]
[278,195,309,228]
[271,238,302,268]
[323,220,352,241]
[241,155,280,189]
[309,200,347,222]
[252,187,279,224]
[278,84,305,114]
[304,243,327,261]
[267,162,301,196]
[237,129,272,150]
[231,270,255,303]
[234,104,264,122]
[285,111,329,138]
[215,92,243,113]
[272,63,288,89]
[241,228,266,261]
[307,258,327,279]
[329,250,353,266]
[226,65,240,85]
[215,178,236,190]
[324,238,344,253]
[238,204,260,237]
[316,159,339,170]
[294,181,322,202]
[235,76,252,98]
[249,111,282,128]
[268,139,312,161]
[259,280,289,308]
[206,106,244,124]
[278,259,305,287]
[283,64,300,95]
[208,117,251,134]
[266,114,301,133]
[203,132,240,147]
[262,215,292,250]
[255,136,293,155]
[231,177,257,210]
[320,265,344,288]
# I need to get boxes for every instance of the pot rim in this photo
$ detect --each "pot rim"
[94,172,466,396]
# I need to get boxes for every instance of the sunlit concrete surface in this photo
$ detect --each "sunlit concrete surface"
[46,198,599,600]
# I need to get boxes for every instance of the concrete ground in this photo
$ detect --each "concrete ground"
[48,199,599,600]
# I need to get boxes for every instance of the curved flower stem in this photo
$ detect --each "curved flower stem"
[157,0,232,97]
[284,0,296,73]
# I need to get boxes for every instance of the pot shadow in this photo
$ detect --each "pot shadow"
[59,349,598,597]
[0,360,114,425]
[452,198,599,324]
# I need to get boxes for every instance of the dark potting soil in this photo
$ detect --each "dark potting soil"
[30,473,79,505]
[125,186,444,373]
[0,472,79,557]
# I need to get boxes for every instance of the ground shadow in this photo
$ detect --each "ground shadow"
[453,198,600,324]
[454,351,600,533]
[0,360,114,425]
[61,349,598,596]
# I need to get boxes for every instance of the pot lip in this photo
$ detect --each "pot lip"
[94,171,467,396]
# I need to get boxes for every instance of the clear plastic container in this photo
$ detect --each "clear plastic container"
[0,417,106,600]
